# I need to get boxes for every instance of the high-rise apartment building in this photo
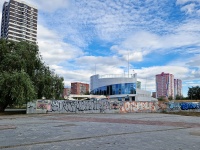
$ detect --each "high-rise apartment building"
[71,82,89,95]
[174,79,182,97]
[1,0,38,43]
[156,72,174,99]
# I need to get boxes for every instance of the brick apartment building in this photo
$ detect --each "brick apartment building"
[71,82,89,95]
[63,88,71,98]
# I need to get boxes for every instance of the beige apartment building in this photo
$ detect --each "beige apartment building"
[1,0,38,43]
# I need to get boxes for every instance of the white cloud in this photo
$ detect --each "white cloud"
[176,0,192,5]
[122,31,161,50]
[75,56,125,67]
[176,0,200,5]
[181,3,196,14]
[163,32,200,49]
[176,19,200,32]
[176,0,200,15]
[0,0,70,13]
[50,65,92,86]
[36,0,171,47]
[110,29,200,62]
[25,0,70,12]
[37,25,84,65]
[186,55,200,68]
[35,25,89,87]
[73,55,128,76]
[167,56,200,81]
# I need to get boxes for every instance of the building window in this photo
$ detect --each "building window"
[91,83,136,95]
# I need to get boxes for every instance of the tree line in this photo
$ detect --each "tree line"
[0,39,64,112]
[188,86,200,100]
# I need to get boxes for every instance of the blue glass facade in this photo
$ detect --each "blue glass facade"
[91,83,136,95]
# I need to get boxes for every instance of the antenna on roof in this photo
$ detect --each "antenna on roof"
[95,63,96,75]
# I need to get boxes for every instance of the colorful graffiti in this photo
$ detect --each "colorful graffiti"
[168,102,180,110]
[50,100,111,113]
[36,100,51,110]
[167,102,200,111]
[119,102,157,113]
[180,102,200,110]
[27,100,200,114]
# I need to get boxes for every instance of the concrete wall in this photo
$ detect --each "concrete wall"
[27,100,200,114]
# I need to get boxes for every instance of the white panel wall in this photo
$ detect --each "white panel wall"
[90,74,137,91]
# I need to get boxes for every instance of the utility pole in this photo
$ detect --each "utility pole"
[95,64,96,75]
[128,52,129,78]
[145,77,147,90]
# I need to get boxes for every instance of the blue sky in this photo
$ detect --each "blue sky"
[1,0,200,96]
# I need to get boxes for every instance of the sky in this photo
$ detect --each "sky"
[1,0,200,97]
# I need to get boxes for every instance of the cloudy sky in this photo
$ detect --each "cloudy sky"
[1,0,200,96]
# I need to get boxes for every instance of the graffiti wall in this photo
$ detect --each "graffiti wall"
[26,100,200,114]
[27,99,114,114]
[50,100,112,113]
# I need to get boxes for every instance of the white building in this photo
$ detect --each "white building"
[90,74,157,102]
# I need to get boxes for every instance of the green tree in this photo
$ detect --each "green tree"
[175,94,183,100]
[168,96,173,100]
[188,86,200,100]
[0,71,36,111]
[0,39,64,112]
[158,96,165,101]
